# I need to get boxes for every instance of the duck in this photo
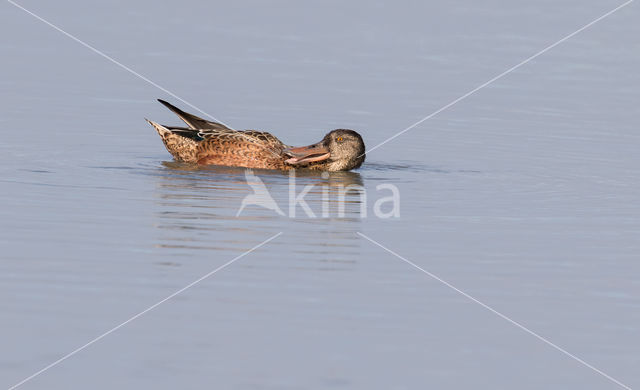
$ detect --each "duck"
[146,99,366,171]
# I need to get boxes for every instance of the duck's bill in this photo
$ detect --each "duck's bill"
[284,143,330,165]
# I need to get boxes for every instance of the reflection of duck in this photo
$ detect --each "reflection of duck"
[159,161,364,190]
[146,100,366,171]
[236,170,285,216]
[154,162,367,225]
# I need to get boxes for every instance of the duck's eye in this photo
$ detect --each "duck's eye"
[336,136,344,142]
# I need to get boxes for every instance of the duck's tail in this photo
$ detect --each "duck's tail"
[146,119,199,163]
[157,99,230,131]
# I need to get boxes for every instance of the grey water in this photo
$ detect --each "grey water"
[2,0,640,389]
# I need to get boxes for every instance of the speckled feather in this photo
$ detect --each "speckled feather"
[147,100,360,171]
[147,119,292,169]
[195,129,290,169]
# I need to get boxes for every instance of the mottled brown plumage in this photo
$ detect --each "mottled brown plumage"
[147,99,366,171]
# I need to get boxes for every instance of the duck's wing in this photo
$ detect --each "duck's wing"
[157,99,230,130]
[196,130,288,168]
[197,128,286,151]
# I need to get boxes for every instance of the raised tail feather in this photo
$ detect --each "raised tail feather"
[157,99,230,131]
[145,119,198,163]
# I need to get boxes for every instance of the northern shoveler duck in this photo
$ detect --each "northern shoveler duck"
[146,99,366,171]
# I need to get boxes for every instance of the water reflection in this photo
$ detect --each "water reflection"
[150,162,366,260]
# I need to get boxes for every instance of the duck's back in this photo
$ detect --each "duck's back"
[196,129,289,169]
[148,100,293,169]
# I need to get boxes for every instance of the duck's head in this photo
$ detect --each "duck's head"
[284,129,366,171]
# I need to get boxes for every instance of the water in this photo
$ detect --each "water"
[2,0,640,389]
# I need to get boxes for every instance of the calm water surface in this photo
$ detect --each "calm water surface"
[2,0,640,389]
